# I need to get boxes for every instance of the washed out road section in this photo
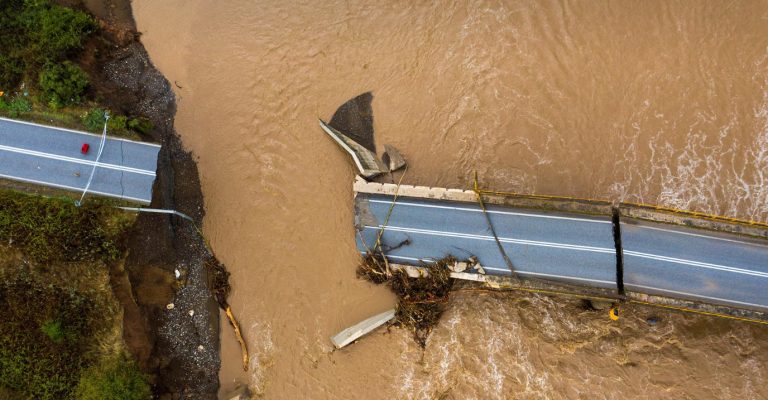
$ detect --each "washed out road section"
[0,117,159,203]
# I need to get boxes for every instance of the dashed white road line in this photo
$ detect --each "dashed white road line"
[365,224,768,278]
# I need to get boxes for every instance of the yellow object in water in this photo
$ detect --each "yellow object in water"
[609,306,620,321]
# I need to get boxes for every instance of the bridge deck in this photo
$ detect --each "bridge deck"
[355,187,768,313]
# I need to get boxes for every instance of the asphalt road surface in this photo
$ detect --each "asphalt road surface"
[355,192,768,312]
[0,117,159,203]
[356,193,618,289]
[622,219,768,311]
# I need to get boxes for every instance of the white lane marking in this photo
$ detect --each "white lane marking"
[367,253,615,286]
[0,172,151,203]
[363,225,616,254]
[365,224,767,278]
[624,250,768,279]
[0,144,155,176]
[0,116,161,147]
[625,223,768,249]
[625,283,768,310]
[367,198,611,224]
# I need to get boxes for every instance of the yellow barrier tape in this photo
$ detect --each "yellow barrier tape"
[460,284,768,326]
[628,299,768,326]
[473,177,768,229]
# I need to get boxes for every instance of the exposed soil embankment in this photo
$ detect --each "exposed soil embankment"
[69,1,223,398]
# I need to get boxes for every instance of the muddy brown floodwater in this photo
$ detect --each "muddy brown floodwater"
[133,1,768,398]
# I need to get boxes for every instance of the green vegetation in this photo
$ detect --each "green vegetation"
[81,107,108,131]
[0,188,143,399]
[39,61,89,109]
[127,117,153,134]
[0,276,148,400]
[0,94,32,117]
[0,278,101,399]
[0,1,153,139]
[41,319,67,344]
[76,356,151,400]
[0,190,133,263]
[0,1,154,397]
[80,108,154,136]
[0,0,95,89]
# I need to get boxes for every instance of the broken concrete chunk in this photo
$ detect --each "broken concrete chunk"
[450,261,469,273]
[382,144,407,171]
[474,263,486,275]
[319,119,387,178]
[331,309,396,349]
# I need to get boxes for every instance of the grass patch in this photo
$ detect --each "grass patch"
[358,253,455,347]
[41,319,67,344]
[0,190,134,263]
[76,355,151,400]
[0,278,103,399]
[0,189,142,399]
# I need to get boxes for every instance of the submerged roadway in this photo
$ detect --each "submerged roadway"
[355,193,768,312]
[0,117,159,204]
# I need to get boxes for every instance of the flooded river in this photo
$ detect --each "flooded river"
[132,1,768,398]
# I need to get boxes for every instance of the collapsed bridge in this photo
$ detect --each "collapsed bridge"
[354,177,768,321]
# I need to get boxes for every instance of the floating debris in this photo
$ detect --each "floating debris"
[331,309,396,349]
[356,252,389,284]
[358,253,456,347]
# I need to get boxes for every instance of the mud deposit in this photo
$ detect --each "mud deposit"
[133,1,768,399]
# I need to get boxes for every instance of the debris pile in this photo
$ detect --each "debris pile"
[357,253,456,347]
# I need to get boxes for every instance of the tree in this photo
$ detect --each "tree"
[38,61,89,108]
[0,0,95,88]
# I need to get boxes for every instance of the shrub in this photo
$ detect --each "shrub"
[0,95,32,117]
[39,61,89,108]
[127,117,153,134]
[81,107,107,131]
[107,115,127,131]
[76,356,151,400]
[20,1,96,62]
[40,320,66,344]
